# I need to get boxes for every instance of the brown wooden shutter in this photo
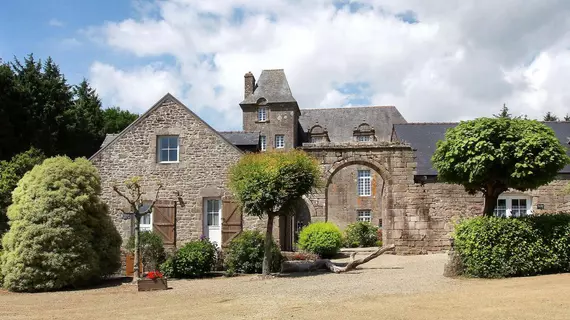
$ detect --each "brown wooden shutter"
[153,200,176,248]
[221,199,242,248]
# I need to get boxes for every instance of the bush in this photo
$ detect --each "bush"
[344,222,379,248]
[126,231,166,271]
[224,230,282,275]
[297,222,342,258]
[453,214,570,278]
[159,238,217,278]
[0,157,122,292]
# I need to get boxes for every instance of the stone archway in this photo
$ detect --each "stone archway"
[324,157,392,224]
[279,196,316,251]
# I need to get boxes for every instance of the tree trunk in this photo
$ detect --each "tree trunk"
[262,213,275,275]
[483,193,499,217]
[133,215,141,282]
[281,245,396,273]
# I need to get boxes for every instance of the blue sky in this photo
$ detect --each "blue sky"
[1,1,570,130]
[0,1,127,84]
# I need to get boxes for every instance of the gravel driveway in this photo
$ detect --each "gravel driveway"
[2,253,570,320]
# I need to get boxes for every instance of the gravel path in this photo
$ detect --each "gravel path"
[2,253,569,320]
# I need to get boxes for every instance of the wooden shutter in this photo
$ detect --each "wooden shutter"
[221,199,242,248]
[153,200,176,248]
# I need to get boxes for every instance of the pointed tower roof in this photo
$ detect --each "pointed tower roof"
[240,69,297,105]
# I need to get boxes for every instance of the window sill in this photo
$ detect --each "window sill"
[158,161,179,164]
[255,120,270,124]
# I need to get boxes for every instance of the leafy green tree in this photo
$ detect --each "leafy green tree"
[544,111,559,121]
[102,107,139,134]
[1,157,121,292]
[229,150,321,275]
[0,148,45,237]
[432,117,569,216]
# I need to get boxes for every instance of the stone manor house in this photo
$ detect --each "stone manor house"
[90,69,570,254]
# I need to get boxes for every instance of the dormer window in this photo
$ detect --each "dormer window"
[258,107,267,122]
[309,124,329,144]
[354,123,375,142]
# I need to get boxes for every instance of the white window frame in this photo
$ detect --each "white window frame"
[494,195,532,218]
[357,170,372,196]
[260,135,267,151]
[157,135,179,163]
[275,135,285,149]
[357,210,371,222]
[140,211,153,232]
[205,198,221,228]
[258,107,267,122]
[357,135,371,142]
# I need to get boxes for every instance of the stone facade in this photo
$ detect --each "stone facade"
[90,94,262,247]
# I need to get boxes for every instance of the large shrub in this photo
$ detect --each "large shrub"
[453,214,570,278]
[298,222,342,258]
[126,231,166,271]
[160,238,217,278]
[344,222,379,248]
[224,230,282,275]
[0,157,122,292]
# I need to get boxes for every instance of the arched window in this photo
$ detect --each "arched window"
[309,124,329,143]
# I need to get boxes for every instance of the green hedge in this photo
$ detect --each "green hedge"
[224,230,282,275]
[159,238,217,278]
[126,231,166,270]
[298,222,342,258]
[453,214,570,278]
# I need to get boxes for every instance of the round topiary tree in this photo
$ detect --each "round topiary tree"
[298,222,343,258]
[0,156,122,292]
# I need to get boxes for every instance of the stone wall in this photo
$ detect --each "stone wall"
[241,103,299,151]
[302,143,570,255]
[91,96,250,247]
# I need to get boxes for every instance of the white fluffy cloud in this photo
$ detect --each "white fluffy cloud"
[87,0,570,130]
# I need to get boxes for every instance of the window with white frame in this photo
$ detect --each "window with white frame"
[357,135,371,142]
[138,203,153,231]
[258,107,267,122]
[260,135,267,151]
[357,210,371,222]
[494,196,532,218]
[206,199,220,227]
[157,136,179,163]
[357,170,372,196]
[275,135,285,148]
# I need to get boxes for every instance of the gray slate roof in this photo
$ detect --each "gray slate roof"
[100,134,119,149]
[219,131,259,146]
[240,69,297,105]
[393,122,570,175]
[299,106,407,142]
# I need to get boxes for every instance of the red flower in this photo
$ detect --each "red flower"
[146,271,164,280]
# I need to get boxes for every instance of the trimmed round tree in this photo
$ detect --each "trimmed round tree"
[229,150,321,275]
[432,117,570,216]
[0,157,121,292]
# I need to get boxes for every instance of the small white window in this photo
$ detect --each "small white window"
[260,135,266,151]
[357,210,371,222]
[357,135,371,142]
[275,135,285,149]
[357,170,371,196]
[158,136,179,163]
[258,107,267,122]
[206,199,220,227]
[138,203,153,231]
[494,196,532,217]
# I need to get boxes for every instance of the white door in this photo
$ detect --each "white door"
[204,199,222,246]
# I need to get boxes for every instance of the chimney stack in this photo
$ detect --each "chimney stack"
[244,71,255,99]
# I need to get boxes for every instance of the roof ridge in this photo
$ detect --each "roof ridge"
[302,105,396,111]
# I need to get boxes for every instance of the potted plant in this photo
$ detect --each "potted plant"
[137,270,168,291]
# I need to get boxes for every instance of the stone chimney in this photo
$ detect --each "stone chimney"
[244,71,255,98]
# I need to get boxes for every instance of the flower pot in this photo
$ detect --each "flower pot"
[137,277,168,291]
